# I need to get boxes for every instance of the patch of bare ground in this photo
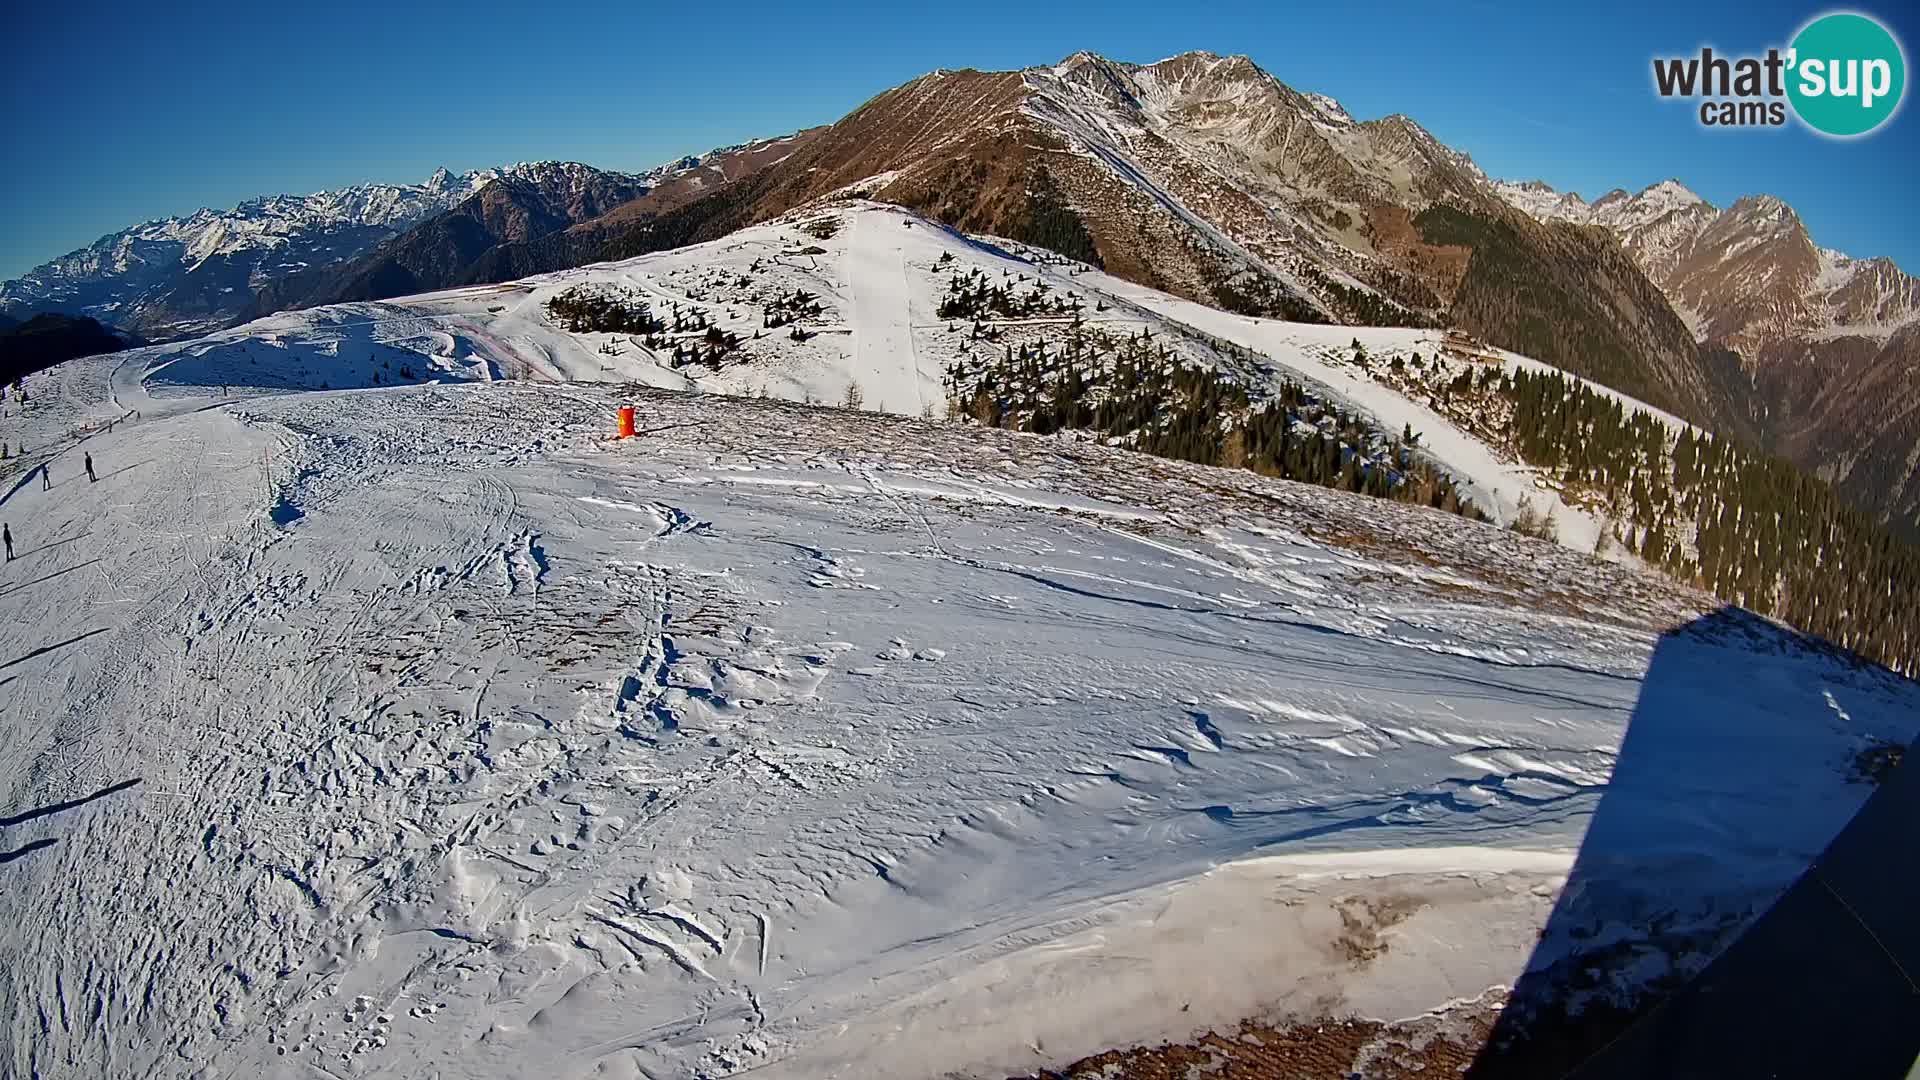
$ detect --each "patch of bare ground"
[1851,738,1906,785]
[1330,893,1426,968]
[1366,204,1471,303]
[1006,991,1507,1080]
[1005,982,1692,1080]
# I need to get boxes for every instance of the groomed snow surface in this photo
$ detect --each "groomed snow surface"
[2,204,1916,1079]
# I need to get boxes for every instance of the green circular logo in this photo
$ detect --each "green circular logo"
[1787,12,1906,136]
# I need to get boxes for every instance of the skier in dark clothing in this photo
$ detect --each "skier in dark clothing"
[3,524,12,561]
[40,465,50,491]
[85,453,96,483]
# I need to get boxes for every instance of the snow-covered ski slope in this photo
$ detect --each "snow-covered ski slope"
[119,201,1684,554]
[1,205,1916,1079]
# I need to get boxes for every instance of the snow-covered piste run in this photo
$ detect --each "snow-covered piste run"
[2,202,1916,1080]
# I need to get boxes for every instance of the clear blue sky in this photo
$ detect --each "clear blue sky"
[3,0,1915,281]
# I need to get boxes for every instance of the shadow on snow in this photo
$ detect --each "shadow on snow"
[1468,606,1920,1079]
[0,779,144,871]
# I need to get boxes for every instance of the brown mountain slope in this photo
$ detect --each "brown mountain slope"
[256,141,820,313]
[595,61,1360,317]
[461,130,827,284]
[1410,206,1745,428]
[595,51,1737,435]
[326,163,649,301]
[1762,327,1920,532]
[248,163,649,311]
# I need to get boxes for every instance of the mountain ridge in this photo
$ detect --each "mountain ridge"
[0,157,725,340]
[1491,176,1918,341]
[273,132,827,311]
[579,50,1738,441]
[0,167,508,338]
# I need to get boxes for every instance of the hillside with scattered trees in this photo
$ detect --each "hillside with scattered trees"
[1,313,139,384]
[937,265,1481,523]
[1331,337,1920,675]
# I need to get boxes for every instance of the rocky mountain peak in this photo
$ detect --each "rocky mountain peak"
[1302,91,1355,127]
[1642,178,1704,206]
[1044,50,1144,110]
[1725,193,1799,228]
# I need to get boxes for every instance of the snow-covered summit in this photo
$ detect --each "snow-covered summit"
[1301,90,1354,127]
[1494,177,1708,230]
[1720,192,1800,232]
[95,166,497,251]
[1641,177,1706,209]
[1489,179,1592,223]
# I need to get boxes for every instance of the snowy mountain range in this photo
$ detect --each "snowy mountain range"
[0,159,703,341]
[241,161,657,316]
[1490,177,1920,348]
[251,133,823,316]
[6,49,1918,532]
[0,167,495,338]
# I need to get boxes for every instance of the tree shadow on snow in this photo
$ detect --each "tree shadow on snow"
[0,838,58,865]
[91,459,151,484]
[1467,606,1920,1079]
[0,626,109,671]
[0,778,144,873]
[9,532,90,561]
[0,777,144,829]
[0,558,102,601]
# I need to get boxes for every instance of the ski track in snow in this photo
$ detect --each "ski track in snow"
[0,207,1916,1080]
[846,209,933,416]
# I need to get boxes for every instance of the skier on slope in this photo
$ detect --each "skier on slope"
[40,465,50,491]
[3,524,12,562]
[85,452,96,483]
